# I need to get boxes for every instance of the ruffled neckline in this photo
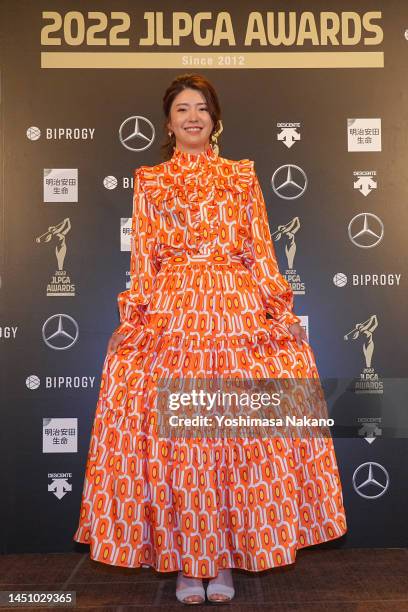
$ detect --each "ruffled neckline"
[171,144,218,169]
[137,155,254,196]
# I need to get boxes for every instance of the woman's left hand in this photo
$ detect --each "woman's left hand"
[288,322,308,347]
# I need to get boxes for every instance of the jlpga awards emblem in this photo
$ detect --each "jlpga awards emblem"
[344,315,383,394]
[36,218,76,297]
[272,216,306,295]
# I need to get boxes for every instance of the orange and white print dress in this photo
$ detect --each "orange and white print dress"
[73,145,347,577]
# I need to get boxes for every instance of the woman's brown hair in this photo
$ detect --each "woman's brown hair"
[160,73,222,162]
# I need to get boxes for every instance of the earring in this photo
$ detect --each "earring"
[168,130,175,150]
[210,119,223,155]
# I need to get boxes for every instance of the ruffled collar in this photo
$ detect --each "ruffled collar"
[171,144,218,170]
[139,154,254,199]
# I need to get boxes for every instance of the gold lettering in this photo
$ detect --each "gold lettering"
[138,10,383,48]
[297,12,320,45]
[341,12,361,45]
[173,12,193,46]
[139,12,155,45]
[363,11,383,45]
[212,12,235,46]
[192,12,212,46]
[156,12,172,45]
[268,12,297,46]
[320,12,341,46]
[245,12,267,46]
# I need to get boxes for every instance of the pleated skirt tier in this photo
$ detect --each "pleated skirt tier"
[73,260,347,577]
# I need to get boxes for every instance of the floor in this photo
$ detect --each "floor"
[1,547,408,610]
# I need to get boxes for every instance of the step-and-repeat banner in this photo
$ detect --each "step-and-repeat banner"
[1,1,407,553]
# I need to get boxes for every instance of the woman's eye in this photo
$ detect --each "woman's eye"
[177,107,208,112]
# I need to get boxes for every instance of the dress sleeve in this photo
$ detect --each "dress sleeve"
[114,167,159,337]
[243,162,301,328]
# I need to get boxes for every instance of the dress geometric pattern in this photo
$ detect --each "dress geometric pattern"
[73,145,347,577]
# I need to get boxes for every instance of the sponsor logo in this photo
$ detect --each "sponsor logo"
[273,216,306,295]
[48,473,73,499]
[43,418,78,453]
[344,315,383,394]
[36,218,76,296]
[347,118,381,152]
[42,314,79,350]
[277,123,301,148]
[352,462,389,499]
[43,169,78,203]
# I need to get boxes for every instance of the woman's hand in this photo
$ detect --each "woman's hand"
[288,322,308,347]
[107,331,127,355]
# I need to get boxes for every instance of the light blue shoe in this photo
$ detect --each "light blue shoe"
[176,572,205,605]
[206,569,235,603]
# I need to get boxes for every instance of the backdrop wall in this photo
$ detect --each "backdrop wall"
[1,0,407,554]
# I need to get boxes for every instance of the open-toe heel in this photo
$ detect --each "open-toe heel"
[176,572,205,605]
[206,569,235,603]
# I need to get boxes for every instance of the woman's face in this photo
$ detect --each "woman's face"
[167,88,214,153]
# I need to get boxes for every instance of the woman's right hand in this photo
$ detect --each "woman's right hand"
[107,331,127,355]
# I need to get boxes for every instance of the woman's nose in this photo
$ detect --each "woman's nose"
[188,109,199,121]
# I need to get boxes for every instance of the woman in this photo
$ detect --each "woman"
[73,73,347,605]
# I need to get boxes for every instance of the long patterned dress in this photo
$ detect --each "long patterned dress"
[73,145,347,577]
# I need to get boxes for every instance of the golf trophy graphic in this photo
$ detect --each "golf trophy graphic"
[272,217,305,295]
[344,315,383,394]
[36,218,76,297]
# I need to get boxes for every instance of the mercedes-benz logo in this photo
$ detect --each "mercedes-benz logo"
[348,213,384,248]
[42,314,79,350]
[271,164,307,200]
[352,461,389,499]
[119,116,155,152]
